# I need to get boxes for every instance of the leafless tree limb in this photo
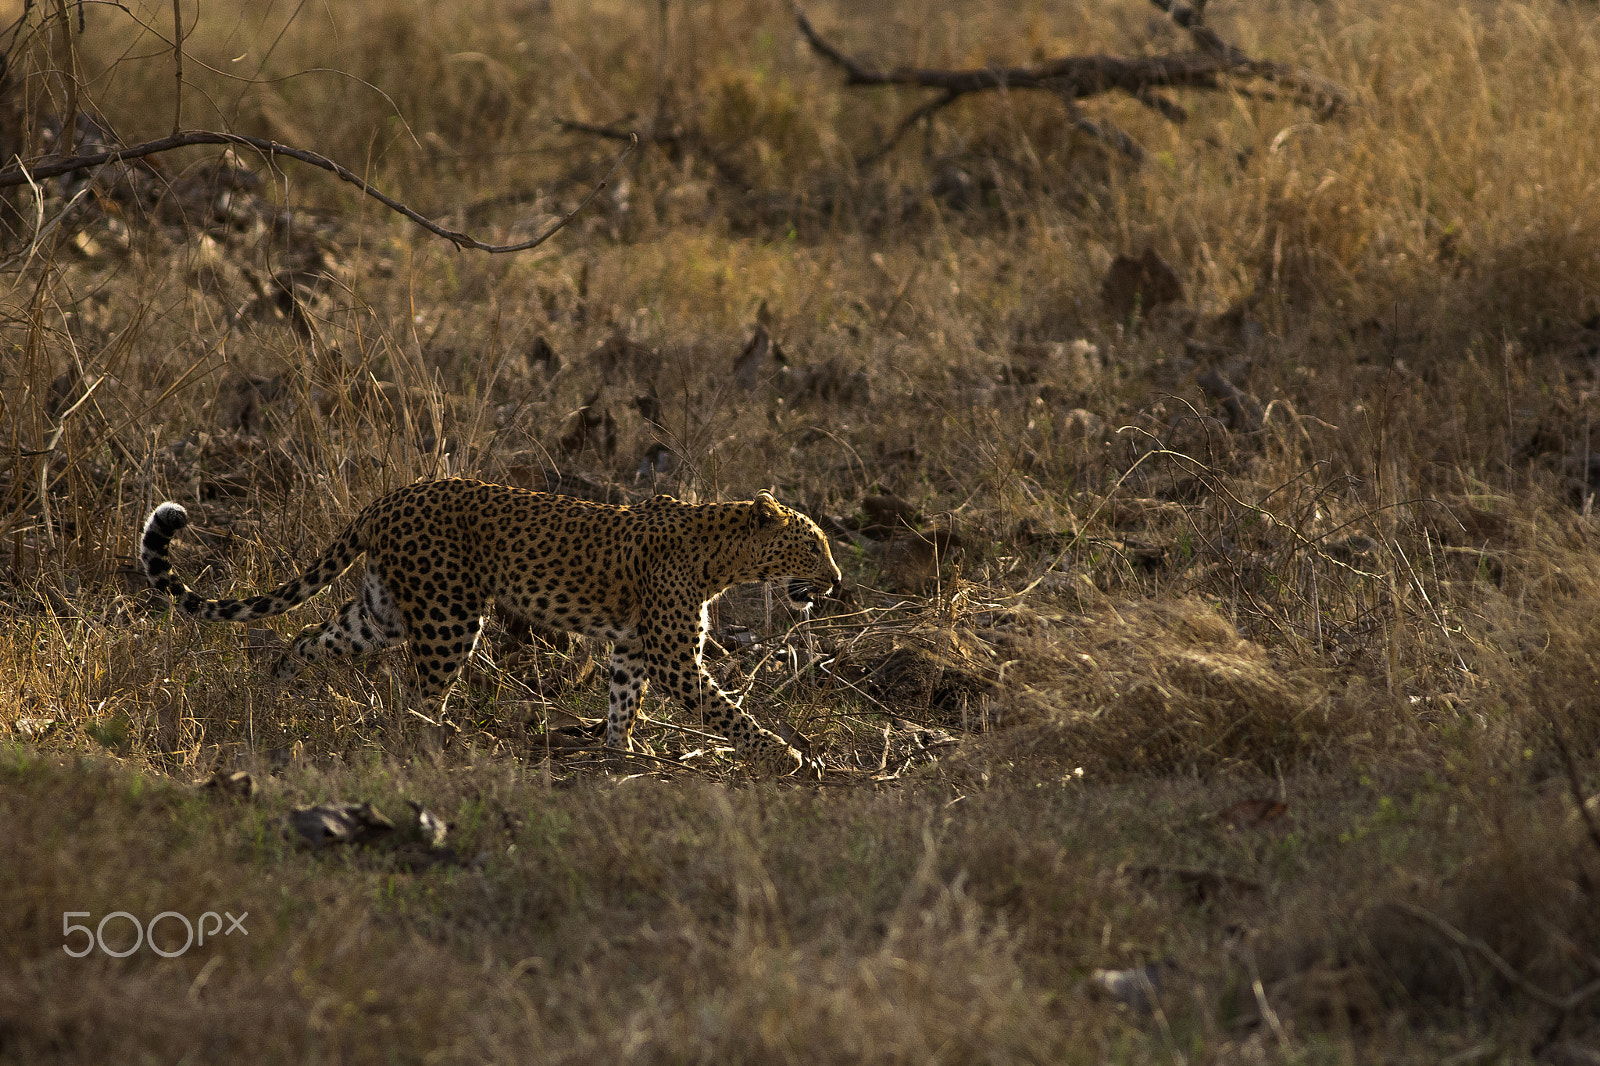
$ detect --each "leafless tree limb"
[0,129,637,254]
[794,0,1347,164]
[1386,901,1600,1013]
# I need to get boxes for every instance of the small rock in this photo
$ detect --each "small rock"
[406,800,450,849]
[198,769,256,800]
[1089,963,1174,1013]
[1058,408,1110,445]
[286,802,396,849]
[14,717,56,739]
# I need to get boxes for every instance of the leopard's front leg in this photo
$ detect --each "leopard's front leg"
[642,627,805,775]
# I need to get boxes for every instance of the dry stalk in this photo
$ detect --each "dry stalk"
[0,163,95,276]
[169,0,184,136]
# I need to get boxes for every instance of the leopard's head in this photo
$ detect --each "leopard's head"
[749,491,841,609]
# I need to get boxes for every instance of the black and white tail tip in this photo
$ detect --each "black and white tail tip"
[140,502,189,584]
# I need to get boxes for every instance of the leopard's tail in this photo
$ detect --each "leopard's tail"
[140,502,364,622]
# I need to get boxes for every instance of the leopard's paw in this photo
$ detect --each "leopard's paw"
[749,740,806,777]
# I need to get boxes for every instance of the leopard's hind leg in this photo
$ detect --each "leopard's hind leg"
[390,586,487,739]
[274,569,406,679]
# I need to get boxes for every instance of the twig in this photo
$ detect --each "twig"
[0,129,637,254]
[1386,901,1600,1013]
[52,0,80,156]
[0,160,96,278]
[858,89,959,166]
[1242,945,1291,1052]
[1550,716,1600,858]
[610,746,719,777]
[556,117,674,144]
[555,116,752,189]
[1391,537,1469,674]
[650,716,734,747]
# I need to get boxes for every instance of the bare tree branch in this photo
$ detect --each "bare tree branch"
[0,129,637,254]
[793,1,1347,164]
[1386,901,1600,1014]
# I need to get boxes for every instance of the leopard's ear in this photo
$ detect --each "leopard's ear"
[752,491,787,529]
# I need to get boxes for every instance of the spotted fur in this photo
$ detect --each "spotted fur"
[140,478,841,772]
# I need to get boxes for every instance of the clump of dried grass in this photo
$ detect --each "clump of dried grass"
[955,597,1395,778]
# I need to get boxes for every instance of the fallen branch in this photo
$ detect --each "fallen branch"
[0,129,637,254]
[794,0,1347,164]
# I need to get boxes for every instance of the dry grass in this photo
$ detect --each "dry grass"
[4,0,1600,1060]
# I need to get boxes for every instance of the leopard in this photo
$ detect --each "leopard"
[139,478,842,773]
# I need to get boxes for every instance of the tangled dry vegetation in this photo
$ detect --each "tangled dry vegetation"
[4,0,1600,1061]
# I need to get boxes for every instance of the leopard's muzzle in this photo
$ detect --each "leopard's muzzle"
[786,577,838,609]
